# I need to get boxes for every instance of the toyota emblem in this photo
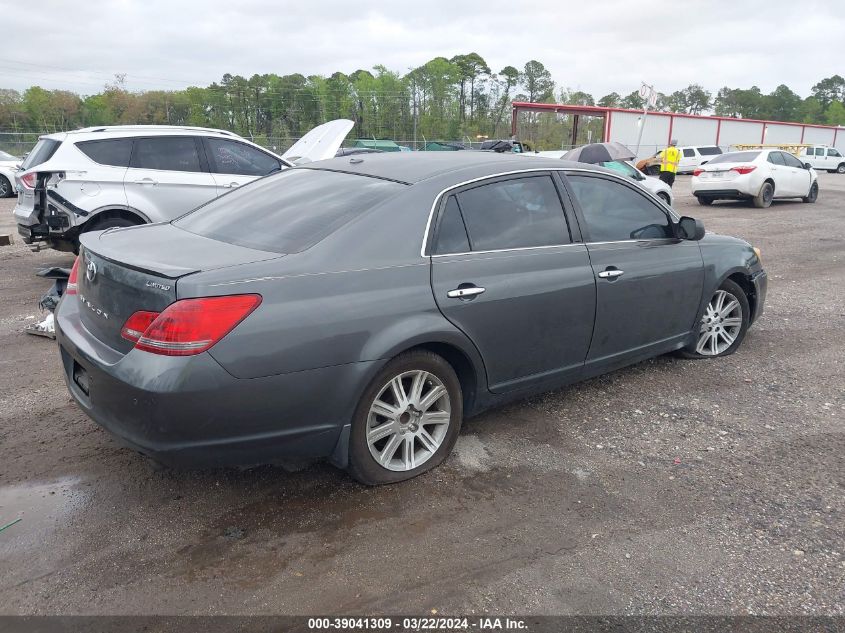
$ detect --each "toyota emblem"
[85,259,97,282]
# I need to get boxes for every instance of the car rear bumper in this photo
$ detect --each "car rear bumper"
[55,296,377,468]
[692,188,752,199]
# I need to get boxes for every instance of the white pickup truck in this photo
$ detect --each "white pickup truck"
[799,145,845,173]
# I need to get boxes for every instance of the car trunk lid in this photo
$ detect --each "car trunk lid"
[76,223,282,354]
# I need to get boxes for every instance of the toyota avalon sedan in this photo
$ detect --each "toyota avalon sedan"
[56,152,767,484]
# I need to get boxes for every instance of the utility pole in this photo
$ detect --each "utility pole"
[635,82,658,158]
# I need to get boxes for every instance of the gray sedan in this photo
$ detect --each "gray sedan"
[56,152,767,484]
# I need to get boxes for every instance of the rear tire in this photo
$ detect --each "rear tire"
[679,279,750,359]
[696,196,714,206]
[802,181,818,203]
[348,351,463,485]
[82,216,141,232]
[0,175,12,198]
[837,163,845,174]
[753,181,774,208]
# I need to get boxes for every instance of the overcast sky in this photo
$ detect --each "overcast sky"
[3,0,843,99]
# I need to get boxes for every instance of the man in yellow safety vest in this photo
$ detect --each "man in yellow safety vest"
[659,139,681,187]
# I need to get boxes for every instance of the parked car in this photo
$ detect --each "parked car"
[637,145,723,175]
[13,120,353,252]
[691,149,818,208]
[798,145,845,173]
[56,152,766,484]
[0,149,20,198]
[535,151,673,205]
[480,139,528,153]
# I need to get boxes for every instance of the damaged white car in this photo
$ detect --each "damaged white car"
[13,120,354,252]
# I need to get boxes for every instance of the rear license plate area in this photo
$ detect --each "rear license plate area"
[72,361,90,396]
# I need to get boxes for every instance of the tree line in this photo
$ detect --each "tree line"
[1,54,843,150]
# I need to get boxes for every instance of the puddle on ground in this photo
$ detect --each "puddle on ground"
[0,477,87,549]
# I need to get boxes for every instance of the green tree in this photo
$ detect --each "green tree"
[521,60,555,103]
[597,92,620,108]
[811,75,845,109]
[825,100,845,126]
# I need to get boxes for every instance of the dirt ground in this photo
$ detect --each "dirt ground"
[0,175,843,616]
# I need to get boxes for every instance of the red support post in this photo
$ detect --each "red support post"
[511,105,518,137]
[716,119,722,146]
[800,126,805,143]
[760,123,766,143]
[667,115,674,145]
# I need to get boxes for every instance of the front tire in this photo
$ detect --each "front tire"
[348,351,463,485]
[680,279,750,359]
[802,181,818,203]
[696,196,714,206]
[753,181,774,208]
[0,175,12,198]
[657,191,671,205]
[837,163,845,174]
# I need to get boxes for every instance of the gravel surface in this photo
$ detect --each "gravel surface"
[0,175,842,616]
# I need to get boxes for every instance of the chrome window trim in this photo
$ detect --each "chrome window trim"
[420,166,678,258]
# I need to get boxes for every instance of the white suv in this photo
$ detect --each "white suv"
[798,145,845,173]
[13,121,352,251]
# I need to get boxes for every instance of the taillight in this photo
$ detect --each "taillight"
[120,311,160,343]
[693,168,704,177]
[731,165,757,175]
[124,295,262,356]
[66,256,80,295]
[20,172,37,189]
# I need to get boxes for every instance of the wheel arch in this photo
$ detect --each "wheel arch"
[723,270,758,322]
[81,206,149,231]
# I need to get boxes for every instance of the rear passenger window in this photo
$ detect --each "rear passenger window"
[683,149,695,157]
[77,139,133,167]
[131,137,202,172]
[434,197,470,254]
[455,175,569,251]
[767,152,785,165]
[568,175,672,242]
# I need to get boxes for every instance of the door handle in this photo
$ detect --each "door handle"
[222,182,240,188]
[134,178,157,185]
[447,286,486,299]
[597,268,624,279]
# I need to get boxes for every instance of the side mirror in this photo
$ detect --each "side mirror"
[677,216,705,241]
[805,163,812,170]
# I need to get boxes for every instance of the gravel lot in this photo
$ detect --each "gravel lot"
[0,175,843,616]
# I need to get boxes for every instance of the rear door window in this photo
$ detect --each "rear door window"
[567,174,673,242]
[20,138,61,170]
[76,138,133,167]
[433,197,470,254]
[697,146,722,156]
[455,175,570,251]
[815,147,825,156]
[175,168,404,253]
[204,138,282,176]
[683,149,695,157]
[131,137,202,172]
[767,152,785,165]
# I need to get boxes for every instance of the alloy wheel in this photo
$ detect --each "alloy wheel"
[696,289,743,356]
[0,177,9,198]
[366,370,451,472]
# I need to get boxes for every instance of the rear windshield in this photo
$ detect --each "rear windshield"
[697,146,722,155]
[175,168,404,254]
[707,151,760,164]
[21,138,61,170]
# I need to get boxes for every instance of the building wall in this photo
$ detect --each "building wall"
[670,116,719,147]
[608,111,670,158]
[803,126,836,145]
[764,123,802,145]
[713,119,764,148]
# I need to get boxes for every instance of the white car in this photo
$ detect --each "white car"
[534,150,673,206]
[798,145,845,173]
[691,149,818,208]
[13,120,353,251]
[0,149,21,198]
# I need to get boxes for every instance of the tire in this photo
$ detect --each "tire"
[696,196,714,206]
[837,163,845,174]
[679,279,750,359]
[753,181,774,208]
[657,191,671,205]
[82,216,140,232]
[802,181,819,203]
[348,350,463,485]
[0,175,12,198]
